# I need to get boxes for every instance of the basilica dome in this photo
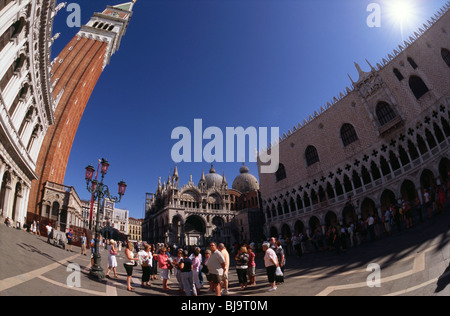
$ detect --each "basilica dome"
[232,164,260,193]
[204,165,223,189]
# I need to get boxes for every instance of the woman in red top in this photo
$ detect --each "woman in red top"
[247,246,256,286]
[158,247,171,291]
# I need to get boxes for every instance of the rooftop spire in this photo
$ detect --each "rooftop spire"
[113,0,137,12]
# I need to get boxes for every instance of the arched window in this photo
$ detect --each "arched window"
[409,76,429,100]
[340,123,358,146]
[305,146,320,166]
[275,163,286,182]
[393,68,404,81]
[441,48,450,68]
[376,102,396,126]
[407,57,418,69]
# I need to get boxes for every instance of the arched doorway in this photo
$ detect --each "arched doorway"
[281,224,292,238]
[59,208,67,231]
[269,226,278,238]
[308,216,321,235]
[294,220,306,235]
[11,182,22,223]
[361,198,377,220]
[420,169,436,190]
[342,201,357,225]
[401,180,417,202]
[185,215,206,246]
[0,172,11,218]
[324,211,338,227]
[211,216,225,242]
[380,189,396,211]
[51,201,60,221]
[171,215,184,246]
[439,158,450,184]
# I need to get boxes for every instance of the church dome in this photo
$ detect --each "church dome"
[232,164,260,193]
[205,165,223,189]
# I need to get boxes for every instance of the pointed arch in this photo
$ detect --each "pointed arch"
[441,117,450,137]
[305,145,320,166]
[275,163,287,182]
[407,56,418,69]
[340,123,359,146]
[393,68,404,81]
[441,48,450,68]
[409,76,429,100]
[376,102,397,126]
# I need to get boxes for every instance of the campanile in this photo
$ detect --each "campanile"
[27,1,136,217]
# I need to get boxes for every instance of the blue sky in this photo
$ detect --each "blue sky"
[51,0,447,219]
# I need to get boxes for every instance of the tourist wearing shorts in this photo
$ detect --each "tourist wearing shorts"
[206,243,226,296]
[158,247,171,291]
[123,242,138,292]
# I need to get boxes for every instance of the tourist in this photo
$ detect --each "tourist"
[46,223,52,244]
[90,237,96,267]
[262,242,279,292]
[158,246,171,291]
[80,232,87,256]
[235,246,249,290]
[179,250,197,296]
[347,223,355,247]
[384,208,392,236]
[275,241,285,284]
[367,214,376,241]
[140,244,152,288]
[151,244,158,281]
[123,242,138,292]
[173,249,184,293]
[247,246,256,286]
[191,247,202,293]
[218,243,230,295]
[404,200,413,229]
[66,228,73,252]
[202,249,213,292]
[415,197,424,224]
[106,239,119,279]
[32,220,37,235]
[292,234,300,256]
[424,189,432,219]
[206,242,226,296]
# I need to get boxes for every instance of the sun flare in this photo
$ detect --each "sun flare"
[388,0,415,23]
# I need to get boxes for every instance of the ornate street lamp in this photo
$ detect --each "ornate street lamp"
[85,158,126,280]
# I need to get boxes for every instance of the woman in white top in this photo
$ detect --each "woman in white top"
[106,239,118,279]
[140,244,152,288]
[123,242,138,291]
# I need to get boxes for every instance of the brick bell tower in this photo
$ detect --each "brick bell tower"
[28,1,136,218]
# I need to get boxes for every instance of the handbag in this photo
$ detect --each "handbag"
[275,266,283,277]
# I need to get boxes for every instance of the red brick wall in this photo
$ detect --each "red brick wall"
[28,37,107,216]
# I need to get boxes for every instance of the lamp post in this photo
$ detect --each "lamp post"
[85,158,127,280]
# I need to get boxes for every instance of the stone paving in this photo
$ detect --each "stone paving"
[0,211,449,296]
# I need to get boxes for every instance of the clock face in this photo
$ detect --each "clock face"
[106,202,113,209]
